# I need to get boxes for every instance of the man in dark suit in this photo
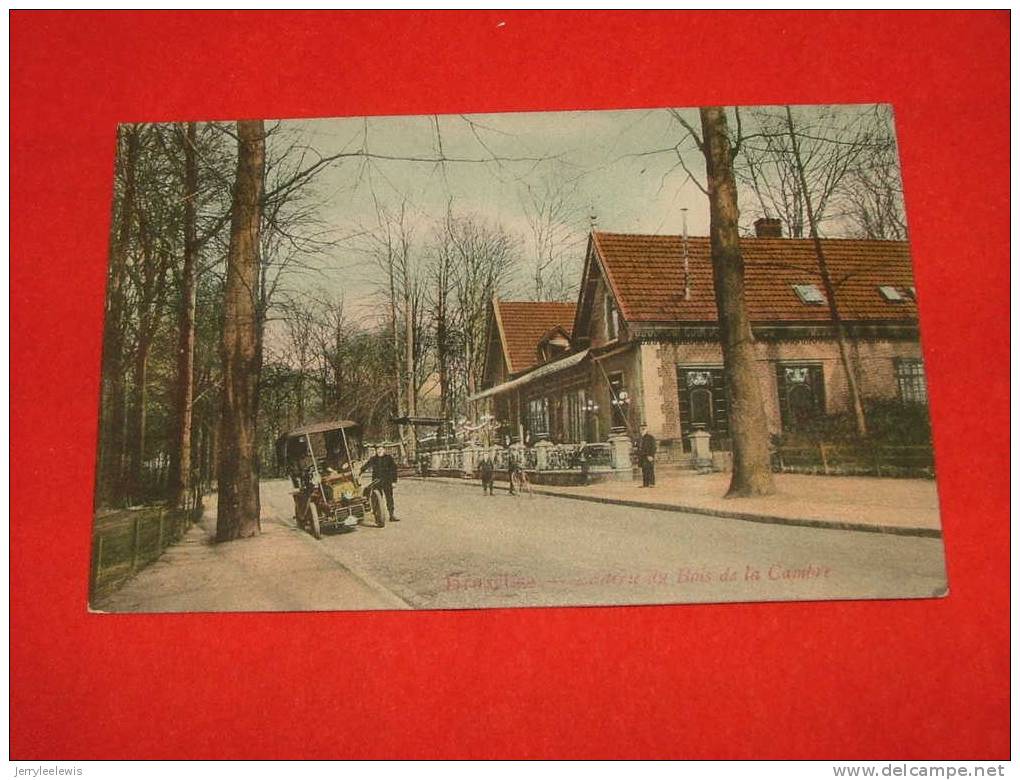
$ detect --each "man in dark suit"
[637,424,657,487]
[360,445,400,520]
[478,455,495,495]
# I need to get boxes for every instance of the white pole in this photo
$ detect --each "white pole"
[681,207,691,301]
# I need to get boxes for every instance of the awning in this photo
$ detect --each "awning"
[468,349,590,402]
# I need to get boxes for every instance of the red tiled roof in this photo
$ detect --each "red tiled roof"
[591,232,919,323]
[495,300,577,374]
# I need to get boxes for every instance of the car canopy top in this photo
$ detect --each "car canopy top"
[284,420,361,438]
[276,420,364,467]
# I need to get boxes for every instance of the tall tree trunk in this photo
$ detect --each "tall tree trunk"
[169,122,199,509]
[436,275,449,421]
[404,286,417,458]
[216,120,265,542]
[700,106,776,497]
[127,337,151,502]
[387,256,407,458]
[99,124,140,506]
[785,106,868,437]
[332,316,344,418]
[296,371,306,424]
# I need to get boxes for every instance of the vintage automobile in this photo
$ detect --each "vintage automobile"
[276,420,390,538]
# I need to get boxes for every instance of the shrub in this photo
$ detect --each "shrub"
[774,400,931,447]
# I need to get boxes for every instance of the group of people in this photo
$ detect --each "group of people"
[476,450,522,495]
[363,424,661,514]
[474,424,660,493]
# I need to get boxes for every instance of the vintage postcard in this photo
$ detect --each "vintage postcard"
[90,104,946,612]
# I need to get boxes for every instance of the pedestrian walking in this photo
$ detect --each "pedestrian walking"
[506,444,521,495]
[637,424,657,487]
[479,455,495,495]
[360,445,400,520]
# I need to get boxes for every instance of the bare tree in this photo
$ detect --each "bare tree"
[216,120,265,542]
[676,107,776,497]
[168,122,199,510]
[426,210,456,421]
[443,212,519,415]
[520,174,586,301]
[353,201,426,457]
[734,106,876,237]
[275,294,320,424]
[781,106,869,436]
[841,106,907,240]
[98,124,141,505]
[733,105,903,437]
[124,127,180,501]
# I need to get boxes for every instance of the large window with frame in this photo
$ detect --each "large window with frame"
[895,358,927,404]
[563,388,588,443]
[526,397,550,440]
[776,363,825,431]
[677,366,730,448]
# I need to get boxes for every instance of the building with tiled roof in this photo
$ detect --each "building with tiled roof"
[484,300,577,380]
[473,222,926,455]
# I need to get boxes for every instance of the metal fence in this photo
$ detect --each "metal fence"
[428,441,617,475]
[90,503,202,600]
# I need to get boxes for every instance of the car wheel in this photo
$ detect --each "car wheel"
[371,490,389,528]
[308,502,322,540]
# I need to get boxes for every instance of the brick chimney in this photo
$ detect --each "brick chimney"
[754,217,783,238]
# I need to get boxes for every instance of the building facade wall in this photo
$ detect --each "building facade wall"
[477,335,922,448]
[589,347,641,437]
[648,336,924,439]
[589,272,629,349]
[648,334,930,438]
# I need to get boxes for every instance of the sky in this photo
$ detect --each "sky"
[269,107,711,307]
[261,103,900,329]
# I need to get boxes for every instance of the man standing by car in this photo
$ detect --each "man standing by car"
[637,424,657,487]
[360,445,399,520]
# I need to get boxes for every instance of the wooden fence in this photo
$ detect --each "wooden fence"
[773,442,934,478]
[90,504,201,600]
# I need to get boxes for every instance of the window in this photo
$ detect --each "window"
[526,397,550,439]
[563,389,588,443]
[793,284,826,305]
[879,285,905,302]
[605,295,620,340]
[895,358,927,404]
[776,363,825,430]
[676,366,731,449]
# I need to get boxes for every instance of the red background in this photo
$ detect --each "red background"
[10,11,1010,759]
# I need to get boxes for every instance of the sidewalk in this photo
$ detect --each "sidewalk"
[418,470,942,538]
[92,495,409,613]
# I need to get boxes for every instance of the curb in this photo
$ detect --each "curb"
[285,517,415,610]
[409,476,942,540]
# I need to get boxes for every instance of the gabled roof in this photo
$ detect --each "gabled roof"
[492,300,577,375]
[588,231,919,324]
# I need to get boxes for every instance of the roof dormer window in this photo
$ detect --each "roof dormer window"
[793,284,826,305]
[879,285,905,302]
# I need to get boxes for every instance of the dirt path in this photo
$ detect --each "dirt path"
[92,490,409,613]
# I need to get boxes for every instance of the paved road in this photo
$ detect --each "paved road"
[262,477,948,611]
